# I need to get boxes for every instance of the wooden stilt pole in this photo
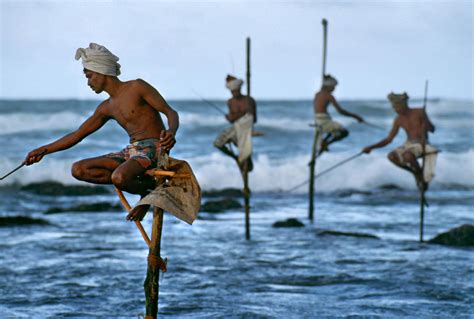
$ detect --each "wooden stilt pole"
[115,188,151,247]
[243,36,251,240]
[144,207,165,318]
[309,19,328,222]
[419,80,429,243]
[308,129,319,222]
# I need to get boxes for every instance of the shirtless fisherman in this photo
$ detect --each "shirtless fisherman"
[213,75,256,170]
[25,43,179,221]
[362,92,437,191]
[314,74,365,153]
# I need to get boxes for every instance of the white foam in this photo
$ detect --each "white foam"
[0,112,87,135]
[1,150,473,192]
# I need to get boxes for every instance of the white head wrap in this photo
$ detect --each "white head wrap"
[75,43,121,76]
[226,78,244,91]
[388,92,409,104]
[322,75,338,87]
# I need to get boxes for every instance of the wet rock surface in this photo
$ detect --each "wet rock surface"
[0,216,53,227]
[202,188,243,198]
[428,224,474,247]
[21,181,110,196]
[45,202,122,214]
[318,230,379,239]
[200,198,242,213]
[272,218,305,228]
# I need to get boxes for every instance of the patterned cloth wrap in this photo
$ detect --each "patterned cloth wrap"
[105,138,166,169]
[315,113,345,136]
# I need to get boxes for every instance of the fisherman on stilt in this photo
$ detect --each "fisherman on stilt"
[314,74,365,154]
[362,92,437,191]
[213,74,257,171]
[24,43,180,221]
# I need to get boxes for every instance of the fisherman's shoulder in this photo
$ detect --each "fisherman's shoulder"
[96,99,112,115]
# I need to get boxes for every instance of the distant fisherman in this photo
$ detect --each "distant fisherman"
[25,43,179,221]
[213,75,257,171]
[362,92,437,191]
[314,74,365,153]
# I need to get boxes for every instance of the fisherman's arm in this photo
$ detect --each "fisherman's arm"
[138,79,179,151]
[362,120,400,153]
[25,103,111,165]
[330,95,364,123]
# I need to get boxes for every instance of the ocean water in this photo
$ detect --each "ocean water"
[0,98,472,317]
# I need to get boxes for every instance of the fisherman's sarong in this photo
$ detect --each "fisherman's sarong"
[315,113,345,136]
[392,140,438,182]
[213,113,254,164]
[105,138,166,169]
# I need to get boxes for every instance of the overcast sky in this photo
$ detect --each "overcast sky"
[0,0,472,100]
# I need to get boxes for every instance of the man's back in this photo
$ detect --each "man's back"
[313,90,332,114]
[396,108,432,142]
[227,95,256,123]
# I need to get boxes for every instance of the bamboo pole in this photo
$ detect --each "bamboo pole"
[308,129,320,222]
[243,36,251,240]
[419,80,429,243]
[309,19,328,222]
[115,188,151,247]
[144,207,165,318]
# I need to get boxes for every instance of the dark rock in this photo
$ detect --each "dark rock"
[378,184,402,190]
[45,202,122,214]
[0,216,52,227]
[318,230,379,239]
[200,198,242,213]
[428,224,474,247]
[202,188,243,198]
[21,181,110,196]
[272,218,305,228]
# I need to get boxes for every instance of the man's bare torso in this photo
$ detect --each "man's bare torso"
[227,96,256,123]
[396,108,430,142]
[314,91,331,114]
[102,80,165,143]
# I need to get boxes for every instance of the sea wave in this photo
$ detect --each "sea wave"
[0,112,88,135]
[1,150,472,193]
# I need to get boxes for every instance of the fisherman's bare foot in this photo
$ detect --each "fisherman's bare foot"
[318,141,329,156]
[126,204,150,221]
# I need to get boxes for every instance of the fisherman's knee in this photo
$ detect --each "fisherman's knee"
[387,152,398,164]
[111,171,127,189]
[71,161,87,180]
[402,151,415,163]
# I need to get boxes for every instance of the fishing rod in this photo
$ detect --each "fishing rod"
[0,150,48,180]
[288,151,363,193]
[191,89,226,115]
[361,121,384,130]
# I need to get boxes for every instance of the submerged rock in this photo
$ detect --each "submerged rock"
[202,188,243,198]
[272,218,305,228]
[318,230,379,239]
[200,198,242,213]
[45,202,122,214]
[0,216,53,227]
[21,181,110,196]
[428,224,474,247]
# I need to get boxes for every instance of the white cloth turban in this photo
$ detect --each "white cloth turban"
[75,43,121,76]
[226,78,244,91]
[322,76,338,87]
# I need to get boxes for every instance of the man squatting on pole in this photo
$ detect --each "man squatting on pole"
[213,75,257,171]
[314,75,365,154]
[24,43,179,221]
[362,93,437,191]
